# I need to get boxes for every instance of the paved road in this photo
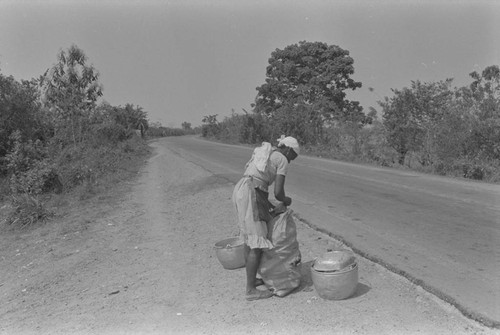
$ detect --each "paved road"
[162,136,500,326]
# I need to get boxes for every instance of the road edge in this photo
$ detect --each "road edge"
[292,212,500,329]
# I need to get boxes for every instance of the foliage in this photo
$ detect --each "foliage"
[99,102,149,131]
[5,193,53,228]
[380,79,454,165]
[378,65,499,180]
[40,44,103,147]
[211,110,269,144]
[86,102,151,143]
[253,41,370,144]
[204,57,499,182]
[181,122,192,131]
[90,121,130,144]
[1,42,499,232]
[0,44,157,229]
[358,122,398,166]
[201,114,220,138]
[147,126,189,137]
[0,74,43,164]
[5,131,60,195]
[9,161,60,195]
[462,65,500,160]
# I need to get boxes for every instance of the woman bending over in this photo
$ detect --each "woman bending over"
[232,136,299,300]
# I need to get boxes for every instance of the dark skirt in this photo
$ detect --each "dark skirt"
[255,187,273,224]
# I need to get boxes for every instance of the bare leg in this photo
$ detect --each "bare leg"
[246,247,261,291]
[245,246,272,300]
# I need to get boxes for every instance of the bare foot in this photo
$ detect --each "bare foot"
[246,288,273,301]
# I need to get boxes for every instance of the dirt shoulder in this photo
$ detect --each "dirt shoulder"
[0,138,498,335]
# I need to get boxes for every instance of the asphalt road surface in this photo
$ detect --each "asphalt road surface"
[163,136,500,327]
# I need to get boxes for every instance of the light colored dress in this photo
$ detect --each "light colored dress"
[232,143,289,249]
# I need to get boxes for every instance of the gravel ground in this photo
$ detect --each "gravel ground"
[0,138,498,335]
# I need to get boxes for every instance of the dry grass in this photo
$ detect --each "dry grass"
[0,137,152,232]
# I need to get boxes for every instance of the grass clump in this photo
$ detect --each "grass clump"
[5,194,54,229]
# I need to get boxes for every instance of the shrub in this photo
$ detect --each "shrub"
[5,131,62,195]
[147,126,186,137]
[90,122,130,145]
[5,193,53,228]
[9,160,61,195]
[0,176,9,202]
[5,131,46,173]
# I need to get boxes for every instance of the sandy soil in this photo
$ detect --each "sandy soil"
[0,138,498,335]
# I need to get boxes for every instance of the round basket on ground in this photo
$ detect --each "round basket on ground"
[311,250,359,300]
[214,237,246,270]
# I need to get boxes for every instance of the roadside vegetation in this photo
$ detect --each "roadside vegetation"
[201,41,500,183]
[0,44,188,230]
[2,41,498,230]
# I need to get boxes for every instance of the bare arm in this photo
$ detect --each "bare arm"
[274,174,291,206]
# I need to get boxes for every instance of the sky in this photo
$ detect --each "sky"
[1,0,499,127]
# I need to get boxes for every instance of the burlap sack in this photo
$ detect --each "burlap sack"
[259,210,301,297]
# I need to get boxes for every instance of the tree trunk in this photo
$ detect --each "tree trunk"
[398,150,406,165]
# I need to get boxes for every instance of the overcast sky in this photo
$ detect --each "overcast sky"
[1,0,499,127]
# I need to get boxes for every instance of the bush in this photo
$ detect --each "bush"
[90,122,130,145]
[457,158,500,182]
[147,126,186,137]
[5,193,53,228]
[9,160,61,195]
[5,131,62,195]
[5,131,46,173]
[0,176,9,202]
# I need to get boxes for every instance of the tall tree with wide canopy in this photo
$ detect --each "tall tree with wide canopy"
[40,44,103,146]
[253,41,367,144]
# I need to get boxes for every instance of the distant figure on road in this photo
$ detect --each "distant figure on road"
[232,135,299,301]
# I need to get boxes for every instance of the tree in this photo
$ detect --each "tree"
[0,73,42,162]
[181,122,192,131]
[464,65,500,160]
[122,103,148,131]
[470,65,500,106]
[90,102,149,141]
[380,79,454,165]
[253,41,367,144]
[201,114,219,138]
[40,44,103,146]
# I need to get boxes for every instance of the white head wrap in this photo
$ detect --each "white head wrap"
[277,135,300,156]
